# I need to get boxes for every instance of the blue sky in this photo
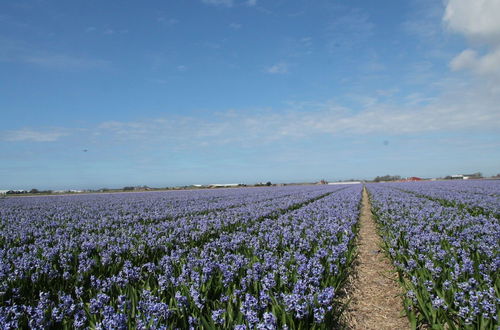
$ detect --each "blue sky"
[1,0,499,189]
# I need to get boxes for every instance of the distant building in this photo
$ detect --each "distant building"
[209,183,240,187]
[463,173,482,180]
[0,190,8,195]
[328,181,361,185]
[450,174,481,180]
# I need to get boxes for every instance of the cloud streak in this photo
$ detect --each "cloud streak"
[326,9,374,51]
[266,62,288,74]
[0,37,109,70]
[2,129,68,142]
[24,54,109,70]
[7,80,498,147]
[201,0,256,8]
[202,0,234,7]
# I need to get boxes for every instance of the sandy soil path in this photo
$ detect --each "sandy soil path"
[345,187,409,330]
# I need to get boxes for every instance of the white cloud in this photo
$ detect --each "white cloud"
[450,47,500,76]
[3,129,67,142]
[246,0,257,6]
[444,0,500,45]
[266,62,288,74]
[202,0,233,7]
[444,0,500,78]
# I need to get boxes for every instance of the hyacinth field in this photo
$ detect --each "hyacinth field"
[0,180,499,329]
[0,185,362,329]
[367,181,500,329]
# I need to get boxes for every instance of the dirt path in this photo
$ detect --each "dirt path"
[345,187,409,330]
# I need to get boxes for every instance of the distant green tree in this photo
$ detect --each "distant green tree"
[265,181,272,186]
[374,175,401,182]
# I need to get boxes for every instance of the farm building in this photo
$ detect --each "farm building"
[209,183,240,187]
[450,174,482,180]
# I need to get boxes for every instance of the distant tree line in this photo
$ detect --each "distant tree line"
[6,189,53,194]
[255,182,273,186]
[373,175,401,182]
[122,185,150,191]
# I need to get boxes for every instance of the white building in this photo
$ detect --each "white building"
[209,183,240,187]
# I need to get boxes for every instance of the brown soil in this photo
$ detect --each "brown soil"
[344,187,409,330]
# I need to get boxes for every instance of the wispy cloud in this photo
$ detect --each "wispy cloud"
[157,17,179,25]
[266,62,288,74]
[92,88,498,146]
[4,79,499,149]
[24,54,109,70]
[11,77,496,147]
[201,0,255,8]
[281,36,314,58]
[0,36,109,70]
[402,1,443,43]
[2,129,68,142]
[202,0,233,7]
[326,9,374,51]
[200,41,222,49]
[229,23,242,30]
[84,27,128,35]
